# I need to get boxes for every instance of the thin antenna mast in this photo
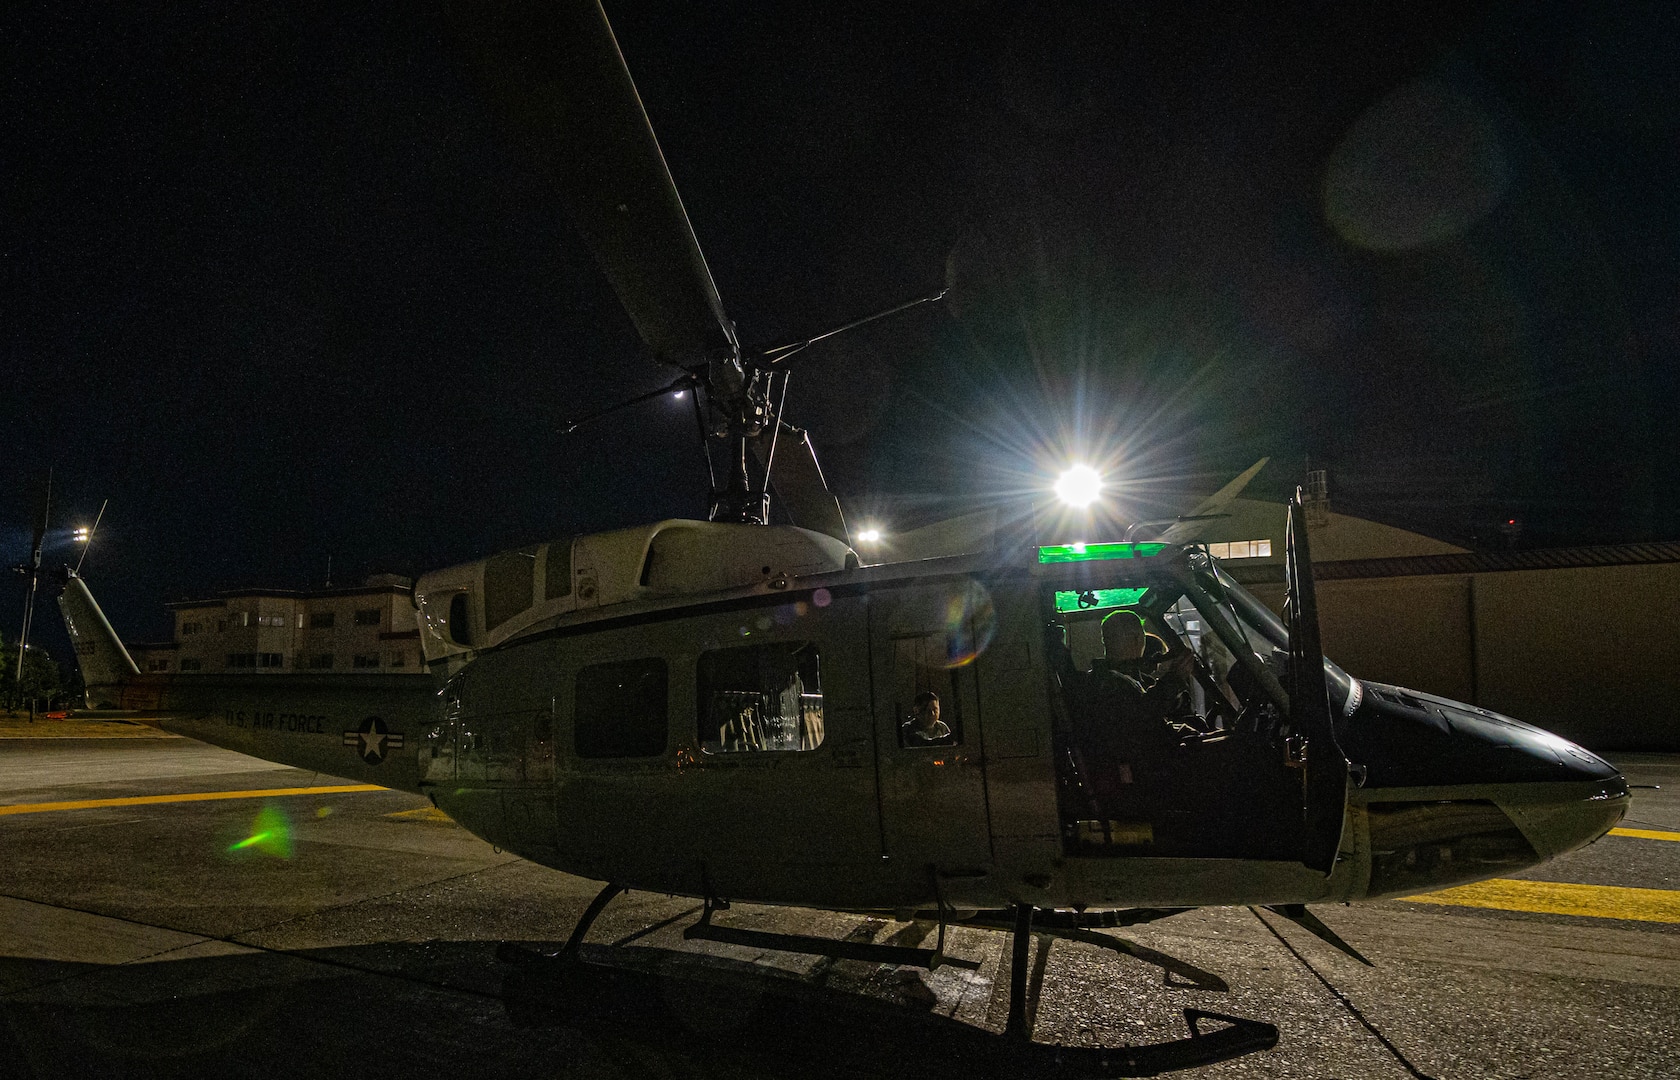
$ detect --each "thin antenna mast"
[15,470,52,689]
[74,499,108,575]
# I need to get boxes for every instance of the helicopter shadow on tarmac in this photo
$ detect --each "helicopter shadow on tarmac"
[0,926,1271,1079]
[498,928,1274,1080]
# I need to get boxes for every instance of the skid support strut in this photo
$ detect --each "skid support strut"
[562,882,626,959]
[1004,903,1036,1039]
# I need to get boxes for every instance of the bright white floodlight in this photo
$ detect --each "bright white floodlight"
[856,528,883,544]
[1054,464,1103,508]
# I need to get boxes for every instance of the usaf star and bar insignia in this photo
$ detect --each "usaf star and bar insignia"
[343,716,405,765]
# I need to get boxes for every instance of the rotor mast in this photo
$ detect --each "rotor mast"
[700,352,772,526]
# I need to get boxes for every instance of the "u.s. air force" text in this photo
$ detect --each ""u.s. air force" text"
[223,709,328,733]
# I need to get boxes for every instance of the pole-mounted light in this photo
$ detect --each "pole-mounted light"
[1054,464,1103,509]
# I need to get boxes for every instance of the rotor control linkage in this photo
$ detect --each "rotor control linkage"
[560,376,695,435]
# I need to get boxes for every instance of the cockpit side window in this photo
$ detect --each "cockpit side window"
[447,593,472,646]
[545,539,573,600]
[697,642,824,754]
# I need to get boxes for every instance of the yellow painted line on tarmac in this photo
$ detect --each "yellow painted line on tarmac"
[384,806,453,823]
[0,784,385,817]
[1609,827,1680,842]
[1401,879,1680,924]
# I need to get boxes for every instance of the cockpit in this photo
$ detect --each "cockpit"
[1041,546,1354,861]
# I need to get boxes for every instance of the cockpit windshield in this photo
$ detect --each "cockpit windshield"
[1188,555,1358,714]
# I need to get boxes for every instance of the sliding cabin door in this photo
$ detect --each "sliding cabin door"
[550,594,884,906]
[871,580,995,898]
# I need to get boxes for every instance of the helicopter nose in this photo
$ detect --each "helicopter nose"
[1352,685,1630,899]
[1492,734,1629,861]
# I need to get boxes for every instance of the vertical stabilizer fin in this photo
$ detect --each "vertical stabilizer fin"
[56,572,139,707]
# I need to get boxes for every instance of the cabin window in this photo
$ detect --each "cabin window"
[574,657,668,759]
[355,608,382,627]
[697,642,824,754]
[889,634,964,749]
[311,612,335,629]
[485,547,538,630]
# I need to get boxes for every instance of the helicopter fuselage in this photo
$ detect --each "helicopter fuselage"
[59,523,1628,916]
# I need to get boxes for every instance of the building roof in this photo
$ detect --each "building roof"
[1204,498,1468,561]
[164,582,412,610]
[1225,541,1680,584]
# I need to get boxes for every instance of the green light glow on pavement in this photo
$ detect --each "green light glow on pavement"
[227,803,293,859]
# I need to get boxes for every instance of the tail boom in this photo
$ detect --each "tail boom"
[56,572,437,792]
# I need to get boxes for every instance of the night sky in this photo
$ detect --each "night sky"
[6,0,1678,649]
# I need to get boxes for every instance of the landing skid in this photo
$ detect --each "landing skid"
[498,884,1277,1077]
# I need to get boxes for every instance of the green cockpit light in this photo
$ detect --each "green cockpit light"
[1053,587,1149,613]
[1036,542,1167,564]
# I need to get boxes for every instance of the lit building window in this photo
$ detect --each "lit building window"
[1207,539,1273,560]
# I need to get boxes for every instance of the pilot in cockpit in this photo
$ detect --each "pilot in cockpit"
[1086,610,1197,737]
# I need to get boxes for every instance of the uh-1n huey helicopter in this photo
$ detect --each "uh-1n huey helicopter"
[54,0,1629,1071]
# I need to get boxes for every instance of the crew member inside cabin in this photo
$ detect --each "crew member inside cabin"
[901,690,955,747]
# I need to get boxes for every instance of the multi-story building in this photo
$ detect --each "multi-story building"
[129,574,425,675]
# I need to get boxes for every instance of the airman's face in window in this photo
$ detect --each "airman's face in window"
[913,696,941,732]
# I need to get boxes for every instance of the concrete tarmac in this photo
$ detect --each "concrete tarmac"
[0,740,1675,1079]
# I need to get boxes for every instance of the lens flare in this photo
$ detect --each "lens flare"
[937,580,997,668]
[227,803,293,859]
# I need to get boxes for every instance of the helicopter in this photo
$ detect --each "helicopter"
[51,1,1629,1071]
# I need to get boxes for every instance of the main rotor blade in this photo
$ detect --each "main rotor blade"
[28,471,51,570]
[1156,457,1269,545]
[749,425,849,545]
[460,0,737,367]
